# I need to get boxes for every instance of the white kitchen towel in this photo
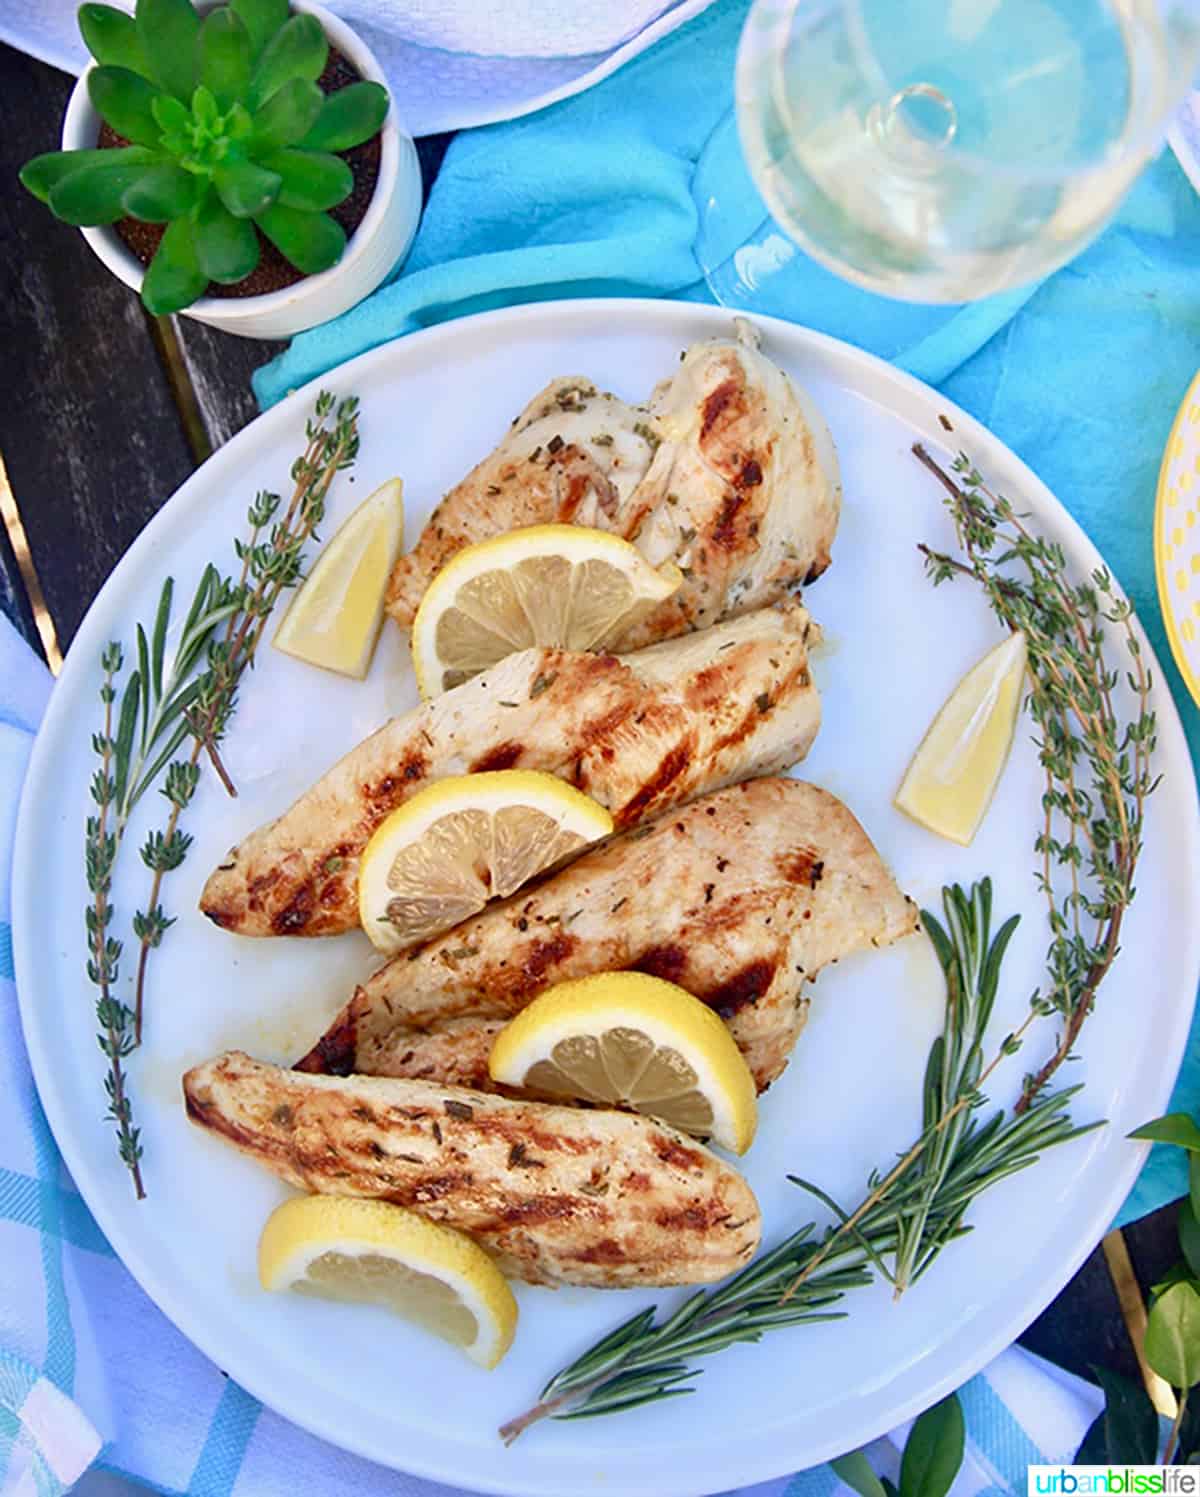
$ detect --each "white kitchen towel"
[0,0,718,135]
[0,604,1111,1497]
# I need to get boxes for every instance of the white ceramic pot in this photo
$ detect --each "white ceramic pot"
[61,0,421,339]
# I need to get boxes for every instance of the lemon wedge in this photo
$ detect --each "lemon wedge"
[357,769,614,954]
[273,477,404,678]
[258,1195,517,1369]
[410,523,682,697]
[488,971,758,1154]
[894,629,1028,845]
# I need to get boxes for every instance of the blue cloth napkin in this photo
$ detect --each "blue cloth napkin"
[257,0,1200,1221]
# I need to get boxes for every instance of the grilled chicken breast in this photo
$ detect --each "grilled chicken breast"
[200,603,820,937]
[297,779,919,1092]
[184,1051,761,1287]
[386,323,841,647]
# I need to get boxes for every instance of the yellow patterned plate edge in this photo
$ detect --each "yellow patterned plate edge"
[1154,365,1200,709]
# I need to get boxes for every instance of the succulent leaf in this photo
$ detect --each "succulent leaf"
[255,201,345,274]
[214,156,281,217]
[121,162,198,220]
[299,81,388,151]
[262,148,352,212]
[150,92,189,140]
[248,13,327,111]
[88,67,169,147]
[50,154,163,224]
[251,76,323,149]
[229,0,288,60]
[198,9,252,110]
[141,214,208,314]
[20,146,157,204]
[79,5,150,72]
[193,188,260,282]
[134,0,201,102]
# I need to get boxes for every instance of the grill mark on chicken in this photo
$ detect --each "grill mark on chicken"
[614,740,693,825]
[294,1005,358,1075]
[183,1052,761,1287]
[272,886,315,935]
[200,605,821,938]
[707,960,776,1019]
[701,377,741,440]
[632,944,688,984]
[470,741,523,772]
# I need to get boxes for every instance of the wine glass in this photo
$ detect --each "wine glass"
[698,0,1200,309]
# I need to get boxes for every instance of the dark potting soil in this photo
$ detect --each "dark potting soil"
[99,46,382,299]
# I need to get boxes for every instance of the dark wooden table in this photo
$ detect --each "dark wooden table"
[0,37,1182,1456]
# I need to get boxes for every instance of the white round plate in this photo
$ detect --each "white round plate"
[14,300,1200,1496]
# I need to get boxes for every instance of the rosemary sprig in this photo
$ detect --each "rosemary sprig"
[891,880,1017,1294]
[914,444,1157,1110]
[131,392,360,1040]
[86,575,237,1195]
[501,881,1095,1442]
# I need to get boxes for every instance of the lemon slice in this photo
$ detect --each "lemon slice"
[258,1195,517,1369]
[410,523,682,697]
[895,630,1028,845]
[274,477,405,678]
[488,971,758,1154]
[357,769,614,954]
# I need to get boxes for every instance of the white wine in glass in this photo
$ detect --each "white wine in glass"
[728,0,1200,303]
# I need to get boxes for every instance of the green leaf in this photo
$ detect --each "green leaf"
[881,1481,900,1497]
[1145,1280,1200,1389]
[78,4,149,72]
[198,8,251,110]
[1074,1365,1158,1463]
[1191,1154,1200,1226]
[299,81,388,151]
[214,157,280,218]
[192,189,258,283]
[134,0,200,101]
[230,0,287,59]
[251,76,323,149]
[254,202,344,274]
[260,148,351,211]
[88,66,167,147]
[1152,1263,1193,1300]
[829,1450,887,1497]
[121,162,197,220]
[248,13,327,111]
[1129,1114,1200,1152]
[1180,1200,1200,1280]
[49,155,161,224]
[150,92,189,140]
[141,215,208,314]
[898,1393,964,1497]
[20,146,156,204]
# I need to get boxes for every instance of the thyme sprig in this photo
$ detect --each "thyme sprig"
[85,391,360,1194]
[914,444,1156,1110]
[501,881,1095,1442]
[131,392,360,1037]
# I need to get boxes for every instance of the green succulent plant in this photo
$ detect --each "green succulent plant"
[20,0,389,315]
